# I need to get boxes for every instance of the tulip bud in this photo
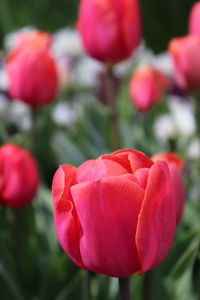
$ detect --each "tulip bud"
[188,2,200,35]
[152,152,184,224]
[77,0,141,64]
[169,35,200,91]
[52,148,176,277]
[0,143,39,208]
[7,30,58,107]
[129,65,169,111]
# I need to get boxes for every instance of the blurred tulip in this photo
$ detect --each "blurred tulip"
[152,152,184,224]
[188,2,200,35]
[52,148,176,277]
[129,65,169,111]
[0,143,39,208]
[77,0,141,64]
[7,30,58,107]
[169,35,200,91]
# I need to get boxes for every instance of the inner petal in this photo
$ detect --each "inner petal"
[76,157,128,183]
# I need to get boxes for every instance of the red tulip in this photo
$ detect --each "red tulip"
[77,0,141,64]
[169,35,200,91]
[52,149,176,277]
[129,65,169,111]
[188,2,200,35]
[152,152,184,224]
[0,143,39,208]
[7,30,58,107]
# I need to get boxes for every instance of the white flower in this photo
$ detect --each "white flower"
[154,96,196,142]
[169,96,196,137]
[153,114,176,141]
[0,68,8,90]
[51,101,79,127]
[73,56,103,87]
[52,28,83,58]
[187,138,200,159]
[8,100,31,131]
[152,52,173,75]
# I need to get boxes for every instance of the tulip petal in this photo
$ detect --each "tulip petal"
[52,165,84,268]
[136,161,176,273]
[71,176,144,277]
[113,149,153,172]
[134,168,150,189]
[101,153,133,173]
[76,156,128,183]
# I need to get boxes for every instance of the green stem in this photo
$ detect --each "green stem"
[106,66,121,150]
[118,277,131,300]
[30,107,37,153]
[82,270,92,300]
[0,122,8,143]
[194,97,200,138]
[143,271,151,300]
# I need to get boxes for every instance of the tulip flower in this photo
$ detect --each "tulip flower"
[0,143,39,208]
[152,152,184,224]
[129,65,169,111]
[77,0,141,64]
[169,35,200,91]
[7,30,58,107]
[188,2,200,35]
[52,149,176,277]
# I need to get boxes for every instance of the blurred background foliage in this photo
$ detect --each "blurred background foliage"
[0,0,198,52]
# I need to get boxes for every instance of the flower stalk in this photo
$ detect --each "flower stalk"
[119,277,131,300]
[106,65,121,151]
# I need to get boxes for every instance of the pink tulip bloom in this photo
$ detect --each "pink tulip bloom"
[52,148,176,277]
[129,65,169,111]
[7,30,58,107]
[169,35,200,91]
[77,0,141,64]
[0,143,39,208]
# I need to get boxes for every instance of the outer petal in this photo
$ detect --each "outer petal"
[136,161,176,273]
[71,176,144,277]
[52,165,84,268]
[152,152,185,224]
